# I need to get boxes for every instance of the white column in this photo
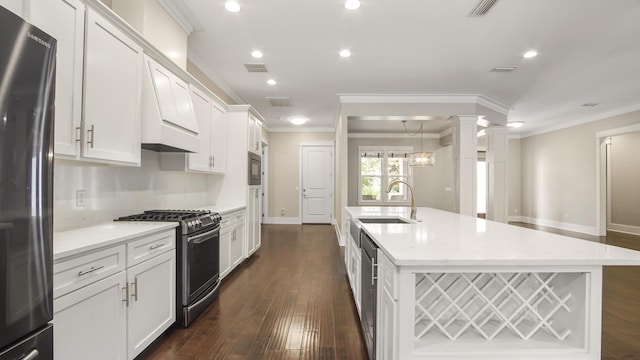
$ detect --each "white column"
[486,126,509,223]
[452,116,478,217]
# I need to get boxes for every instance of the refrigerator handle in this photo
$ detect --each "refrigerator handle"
[19,349,39,360]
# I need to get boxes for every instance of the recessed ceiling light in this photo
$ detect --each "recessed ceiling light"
[345,0,360,10]
[267,79,277,85]
[225,1,241,12]
[582,102,599,107]
[477,129,487,137]
[289,117,308,125]
[507,121,525,128]
[251,50,263,58]
[339,49,351,58]
[523,50,538,59]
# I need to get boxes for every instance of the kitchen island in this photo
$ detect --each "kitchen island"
[345,206,640,360]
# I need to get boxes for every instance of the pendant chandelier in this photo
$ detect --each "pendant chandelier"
[403,121,435,167]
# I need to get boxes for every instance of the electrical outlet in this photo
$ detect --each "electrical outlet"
[76,190,86,207]
[514,208,519,214]
[563,213,569,220]
[280,208,285,216]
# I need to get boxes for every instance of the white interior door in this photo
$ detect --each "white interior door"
[301,145,334,224]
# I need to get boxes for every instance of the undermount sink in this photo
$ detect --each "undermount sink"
[358,217,412,224]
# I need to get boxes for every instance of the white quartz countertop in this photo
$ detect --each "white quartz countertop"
[346,206,640,267]
[54,222,177,261]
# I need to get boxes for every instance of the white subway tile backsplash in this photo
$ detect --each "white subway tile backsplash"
[54,150,220,232]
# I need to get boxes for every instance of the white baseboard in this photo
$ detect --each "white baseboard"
[516,216,599,236]
[508,215,523,223]
[334,222,345,246]
[608,223,640,236]
[263,217,302,225]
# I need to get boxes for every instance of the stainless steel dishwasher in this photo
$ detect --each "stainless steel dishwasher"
[361,229,378,360]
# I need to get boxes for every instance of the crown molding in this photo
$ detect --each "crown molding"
[337,94,511,115]
[520,102,640,138]
[348,132,440,139]
[156,0,199,35]
[268,127,336,133]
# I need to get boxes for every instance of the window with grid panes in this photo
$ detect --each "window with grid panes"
[358,146,413,204]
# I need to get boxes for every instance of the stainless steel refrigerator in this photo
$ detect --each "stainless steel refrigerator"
[0,5,56,360]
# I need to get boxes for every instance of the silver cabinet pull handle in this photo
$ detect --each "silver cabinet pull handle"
[19,349,39,360]
[87,124,95,148]
[149,243,164,250]
[131,278,138,302]
[371,259,377,286]
[122,284,129,306]
[78,265,104,276]
[212,155,215,168]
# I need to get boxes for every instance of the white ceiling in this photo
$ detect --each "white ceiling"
[171,0,640,136]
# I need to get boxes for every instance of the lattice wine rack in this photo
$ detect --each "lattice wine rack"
[414,272,579,343]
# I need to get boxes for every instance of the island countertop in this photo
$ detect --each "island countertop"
[346,206,640,267]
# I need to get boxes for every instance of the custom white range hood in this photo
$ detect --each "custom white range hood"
[141,55,200,152]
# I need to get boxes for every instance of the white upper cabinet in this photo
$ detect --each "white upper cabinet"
[160,85,227,174]
[210,102,227,174]
[83,8,142,165]
[28,0,85,157]
[248,114,262,155]
[185,86,212,172]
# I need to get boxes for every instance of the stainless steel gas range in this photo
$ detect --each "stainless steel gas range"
[117,210,221,327]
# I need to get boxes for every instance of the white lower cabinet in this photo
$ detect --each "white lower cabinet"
[126,251,175,359]
[220,209,246,279]
[53,229,176,360]
[53,271,127,360]
[246,186,261,257]
[349,236,361,316]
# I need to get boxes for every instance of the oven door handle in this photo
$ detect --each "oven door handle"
[188,225,220,244]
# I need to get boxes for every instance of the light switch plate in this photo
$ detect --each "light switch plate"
[76,190,86,207]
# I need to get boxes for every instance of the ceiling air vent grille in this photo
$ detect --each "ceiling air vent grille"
[266,97,294,107]
[244,64,268,73]
[468,0,499,17]
[491,66,517,72]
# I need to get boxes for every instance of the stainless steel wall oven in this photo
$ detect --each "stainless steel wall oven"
[117,210,221,327]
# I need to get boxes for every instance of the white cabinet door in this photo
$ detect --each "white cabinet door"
[219,227,232,279]
[377,287,398,360]
[187,86,212,172]
[83,8,142,165]
[231,223,244,268]
[126,251,175,360]
[210,103,227,174]
[246,186,261,256]
[29,0,85,157]
[248,115,262,154]
[53,271,127,360]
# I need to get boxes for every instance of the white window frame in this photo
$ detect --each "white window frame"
[358,146,413,205]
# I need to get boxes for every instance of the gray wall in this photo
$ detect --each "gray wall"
[610,131,640,228]
[347,137,454,212]
[520,110,640,233]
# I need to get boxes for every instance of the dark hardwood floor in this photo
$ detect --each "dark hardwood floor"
[143,223,640,360]
[142,224,368,360]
